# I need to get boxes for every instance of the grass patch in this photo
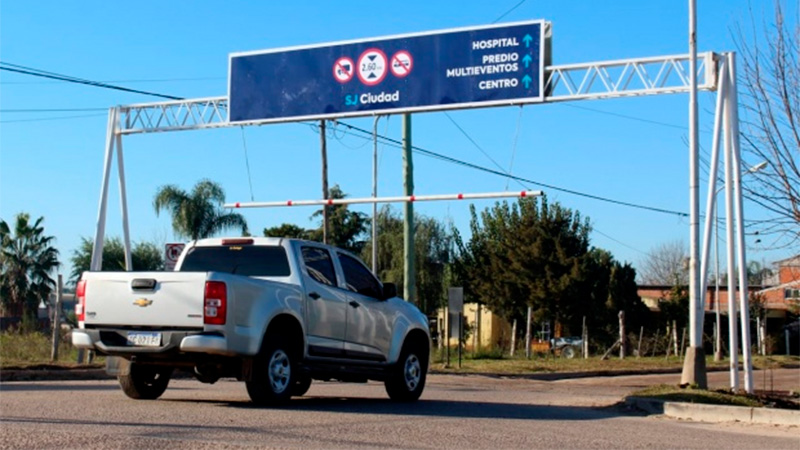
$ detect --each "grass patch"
[431,349,799,375]
[631,384,797,409]
[0,329,102,369]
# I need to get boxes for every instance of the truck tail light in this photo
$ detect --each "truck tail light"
[76,280,87,323]
[204,281,227,325]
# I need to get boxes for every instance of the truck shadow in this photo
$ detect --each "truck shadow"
[292,396,627,421]
[173,396,629,421]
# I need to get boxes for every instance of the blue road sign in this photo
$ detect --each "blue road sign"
[228,20,547,124]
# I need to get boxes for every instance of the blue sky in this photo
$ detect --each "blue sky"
[1,0,795,282]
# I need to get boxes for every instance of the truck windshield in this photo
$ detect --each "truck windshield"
[179,245,291,277]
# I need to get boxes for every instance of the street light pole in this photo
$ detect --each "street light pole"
[682,0,706,388]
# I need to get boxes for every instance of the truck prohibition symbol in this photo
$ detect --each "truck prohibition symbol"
[72,238,431,405]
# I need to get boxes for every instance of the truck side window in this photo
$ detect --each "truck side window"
[338,253,382,299]
[301,247,337,286]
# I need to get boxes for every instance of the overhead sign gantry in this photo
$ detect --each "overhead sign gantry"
[228,21,547,123]
[90,19,755,393]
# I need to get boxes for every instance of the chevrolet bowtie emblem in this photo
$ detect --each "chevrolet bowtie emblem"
[133,298,153,307]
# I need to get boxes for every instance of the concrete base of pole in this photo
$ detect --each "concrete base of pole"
[680,346,708,388]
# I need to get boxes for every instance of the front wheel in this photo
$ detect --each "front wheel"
[385,342,428,402]
[118,361,173,400]
[246,339,295,406]
[292,375,312,397]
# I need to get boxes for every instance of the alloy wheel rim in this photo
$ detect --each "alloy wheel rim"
[403,354,421,391]
[268,349,291,394]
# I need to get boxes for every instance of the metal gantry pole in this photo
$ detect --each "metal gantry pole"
[699,59,727,306]
[116,128,133,271]
[723,76,739,391]
[727,52,754,394]
[90,108,118,271]
[682,0,708,388]
[699,59,728,364]
[714,200,722,362]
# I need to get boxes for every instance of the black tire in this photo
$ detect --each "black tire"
[291,375,312,397]
[246,338,295,406]
[560,345,576,359]
[118,362,173,400]
[385,340,428,402]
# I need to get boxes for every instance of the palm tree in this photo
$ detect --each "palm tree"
[154,179,248,241]
[0,213,60,328]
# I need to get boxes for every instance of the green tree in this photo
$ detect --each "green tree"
[362,206,452,315]
[261,186,367,253]
[454,196,650,345]
[582,249,650,347]
[659,282,689,330]
[308,185,367,253]
[454,197,593,335]
[154,179,248,240]
[0,213,60,329]
[263,224,311,240]
[69,236,164,285]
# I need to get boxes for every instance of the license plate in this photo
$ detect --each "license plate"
[126,332,161,347]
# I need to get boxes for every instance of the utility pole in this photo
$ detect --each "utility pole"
[50,275,63,362]
[320,120,329,244]
[402,113,416,306]
[682,0,708,388]
[372,116,380,273]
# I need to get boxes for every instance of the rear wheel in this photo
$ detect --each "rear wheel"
[118,361,173,400]
[385,340,428,402]
[246,338,295,406]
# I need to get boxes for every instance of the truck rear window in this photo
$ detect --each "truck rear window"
[179,246,291,277]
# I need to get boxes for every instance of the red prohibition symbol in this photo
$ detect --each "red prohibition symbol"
[333,57,355,83]
[390,50,413,78]
[357,48,388,86]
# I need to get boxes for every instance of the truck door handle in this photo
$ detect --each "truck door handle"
[349,301,360,308]
[308,292,321,300]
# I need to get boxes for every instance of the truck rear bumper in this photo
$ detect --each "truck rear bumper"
[71,328,235,358]
[71,330,95,349]
[179,334,231,355]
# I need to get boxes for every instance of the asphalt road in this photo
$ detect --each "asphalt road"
[1,371,798,449]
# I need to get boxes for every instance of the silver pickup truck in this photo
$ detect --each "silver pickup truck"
[72,237,430,405]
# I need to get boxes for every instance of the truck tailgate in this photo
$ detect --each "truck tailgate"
[82,271,208,328]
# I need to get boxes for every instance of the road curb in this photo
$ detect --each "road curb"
[429,366,731,381]
[626,396,800,426]
[1,368,112,382]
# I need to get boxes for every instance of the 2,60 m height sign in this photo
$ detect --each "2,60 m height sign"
[228,20,548,124]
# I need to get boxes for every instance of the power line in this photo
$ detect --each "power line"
[492,0,528,23]
[0,113,107,123]
[321,121,690,218]
[0,62,184,100]
[4,61,689,218]
[559,103,688,130]
[0,76,223,85]
[1,107,108,113]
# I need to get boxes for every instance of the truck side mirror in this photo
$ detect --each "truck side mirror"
[382,282,397,300]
